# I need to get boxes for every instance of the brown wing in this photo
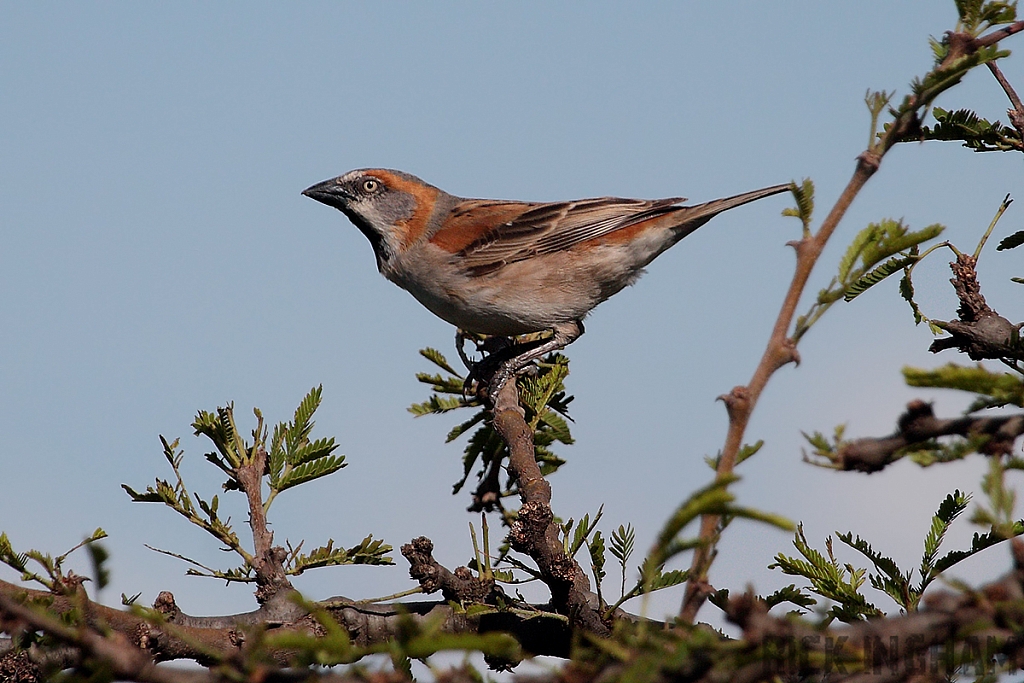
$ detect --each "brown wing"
[445,196,686,274]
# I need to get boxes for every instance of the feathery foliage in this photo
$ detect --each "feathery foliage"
[122,388,391,582]
[411,347,574,502]
[0,529,107,593]
[904,363,1024,410]
[773,489,1024,618]
[794,217,944,340]
[923,107,1022,151]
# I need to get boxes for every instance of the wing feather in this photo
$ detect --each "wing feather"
[456,196,685,273]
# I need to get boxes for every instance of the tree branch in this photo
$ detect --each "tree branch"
[489,379,609,635]
[401,536,497,604]
[681,18,1024,622]
[234,442,294,604]
[929,252,1023,363]
[987,60,1024,136]
[681,152,882,623]
[716,539,1024,683]
[0,570,576,671]
[830,400,1024,473]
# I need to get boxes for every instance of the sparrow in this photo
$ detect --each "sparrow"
[303,169,788,394]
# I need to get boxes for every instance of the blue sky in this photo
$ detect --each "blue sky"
[1,2,1022,628]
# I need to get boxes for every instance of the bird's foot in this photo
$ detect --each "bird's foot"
[456,322,583,406]
[458,332,515,401]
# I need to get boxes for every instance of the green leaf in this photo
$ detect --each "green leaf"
[274,455,347,492]
[409,394,466,416]
[857,220,943,272]
[838,224,880,283]
[903,363,1024,409]
[192,406,242,468]
[86,542,110,590]
[567,507,604,558]
[268,424,286,484]
[899,272,926,324]
[413,373,468,396]
[997,230,1024,251]
[736,440,763,466]
[924,107,1022,151]
[770,526,884,623]
[346,535,394,565]
[955,0,1018,31]
[835,532,903,580]
[120,484,164,503]
[763,584,817,610]
[933,522,1024,574]
[446,412,485,443]
[610,524,635,565]
[637,559,688,593]
[844,255,917,301]
[0,533,29,574]
[537,409,574,445]
[290,385,323,449]
[287,437,339,467]
[921,490,971,578]
[452,425,504,495]
[781,178,814,232]
[420,347,462,376]
[289,536,394,573]
[588,531,607,585]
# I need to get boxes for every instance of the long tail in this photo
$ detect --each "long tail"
[671,183,790,240]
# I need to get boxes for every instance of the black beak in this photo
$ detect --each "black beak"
[302,178,353,210]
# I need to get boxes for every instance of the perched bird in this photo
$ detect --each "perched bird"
[303,169,788,393]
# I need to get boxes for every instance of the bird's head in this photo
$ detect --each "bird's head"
[303,168,439,270]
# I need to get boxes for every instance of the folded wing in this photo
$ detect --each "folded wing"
[448,196,686,274]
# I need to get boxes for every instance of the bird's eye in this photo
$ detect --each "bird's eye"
[362,179,380,193]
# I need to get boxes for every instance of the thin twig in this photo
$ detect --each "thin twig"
[680,152,882,623]
[988,60,1024,136]
[680,18,1024,623]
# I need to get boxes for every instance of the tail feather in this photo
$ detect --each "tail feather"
[671,183,790,239]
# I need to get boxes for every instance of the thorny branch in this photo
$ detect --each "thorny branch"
[681,21,1024,623]
[716,539,1024,683]
[681,150,882,623]
[401,536,497,604]
[235,443,294,605]
[14,540,1024,683]
[834,399,1024,473]
[929,252,1024,364]
[489,378,610,635]
[819,222,1023,472]
[0,587,447,683]
[988,60,1024,137]
[0,571,573,679]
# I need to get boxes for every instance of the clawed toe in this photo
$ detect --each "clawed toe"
[454,323,583,405]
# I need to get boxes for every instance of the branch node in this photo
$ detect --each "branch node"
[942,30,978,67]
[153,591,179,619]
[717,387,751,420]
[509,501,554,554]
[929,253,1022,362]
[401,537,496,604]
[857,149,883,172]
[777,338,801,369]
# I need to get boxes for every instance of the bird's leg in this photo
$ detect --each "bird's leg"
[487,321,584,399]
[459,332,514,399]
[455,330,475,373]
